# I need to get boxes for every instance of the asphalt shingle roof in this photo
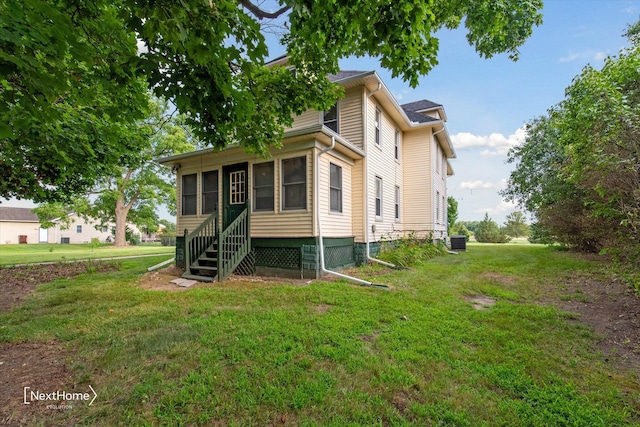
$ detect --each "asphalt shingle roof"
[0,206,40,222]
[401,99,442,112]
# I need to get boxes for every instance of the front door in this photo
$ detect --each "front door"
[222,162,248,228]
[38,227,48,243]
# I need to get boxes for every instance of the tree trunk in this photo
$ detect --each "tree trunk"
[114,197,130,247]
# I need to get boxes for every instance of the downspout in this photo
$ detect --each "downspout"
[364,83,396,269]
[316,136,389,289]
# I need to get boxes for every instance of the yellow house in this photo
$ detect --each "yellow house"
[158,69,455,281]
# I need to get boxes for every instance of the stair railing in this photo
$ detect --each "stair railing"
[217,200,251,280]
[184,211,218,275]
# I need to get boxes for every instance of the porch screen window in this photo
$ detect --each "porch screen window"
[395,186,400,221]
[375,108,381,146]
[330,163,342,213]
[324,102,339,133]
[182,173,197,215]
[253,162,274,211]
[282,156,307,210]
[375,176,382,219]
[202,170,219,214]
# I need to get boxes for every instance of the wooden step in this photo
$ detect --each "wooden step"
[181,273,216,282]
[193,265,218,272]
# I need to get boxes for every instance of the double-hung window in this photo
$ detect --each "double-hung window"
[253,162,275,212]
[375,176,383,219]
[329,163,342,213]
[324,102,339,133]
[182,173,197,215]
[375,108,381,146]
[202,170,219,214]
[394,129,400,161]
[395,186,400,221]
[282,156,307,210]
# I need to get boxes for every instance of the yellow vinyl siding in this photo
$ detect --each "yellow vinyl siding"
[338,88,364,148]
[318,152,353,237]
[351,160,365,242]
[365,97,404,242]
[251,150,314,238]
[402,129,433,237]
[290,109,320,130]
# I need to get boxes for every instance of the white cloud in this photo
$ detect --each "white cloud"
[474,200,518,217]
[459,179,507,191]
[450,128,524,157]
[559,50,607,63]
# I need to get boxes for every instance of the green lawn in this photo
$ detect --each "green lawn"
[0,243,174,265]
[1,246,638,425]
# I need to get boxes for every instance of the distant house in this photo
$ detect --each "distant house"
[0,206,42,244]
[158,62,455,281]
[0,207,114,244]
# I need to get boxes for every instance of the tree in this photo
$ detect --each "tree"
[35,98,195,247]
[447,196,459,232]
[503,19,640,263]
[475,213,511,243]
[503,211,530,238]
[1,0,543,202]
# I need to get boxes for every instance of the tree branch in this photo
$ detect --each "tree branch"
[239,0,290,20]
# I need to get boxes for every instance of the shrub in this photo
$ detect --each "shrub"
[475,213,511,243]
[377,235,446,268]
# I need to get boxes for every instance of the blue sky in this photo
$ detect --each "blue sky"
[334,0,640,224]
[4,1,639,226]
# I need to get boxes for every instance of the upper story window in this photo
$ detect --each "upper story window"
[202,170,219,214]
[329,163,342,213]
[394,129,400,161]
[324,102,339,133]
[182,173,197,216]
[282,156,307,210]
[375,108,381,146]
[253,161,275,212]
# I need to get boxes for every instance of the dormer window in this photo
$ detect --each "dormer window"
[323,102,339,133]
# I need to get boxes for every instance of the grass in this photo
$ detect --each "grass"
[1,246,639,425]
[0,243,174,265]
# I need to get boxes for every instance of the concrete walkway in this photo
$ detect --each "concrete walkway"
[5,253,174,268]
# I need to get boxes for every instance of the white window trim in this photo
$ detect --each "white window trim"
[329,162,343,214]
[280,155,308,212]
[394,129,401,163]
[375,176,383,221]
[374,108,382,147]
[323,101,339,134]
[252,161,275,213]
[395,185,400,222]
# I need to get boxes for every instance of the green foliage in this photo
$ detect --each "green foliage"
[377,235,446,267]
[1,0,543,201]
[451,222,472,242]
[475,213,512,243]
[503,19,640,266]
[447,196,459,232]
[89,238,101,251]
[458,221,482,234]
[503,211,530,238]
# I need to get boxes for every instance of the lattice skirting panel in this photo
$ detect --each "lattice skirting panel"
[233,249,256,276]
[254,247,301,269]
[324,244,354,269]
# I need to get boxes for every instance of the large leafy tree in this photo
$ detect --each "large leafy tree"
[503,211,529,238]
[35,98,195,247]
[2,0,543,202]
[503,20,640,263]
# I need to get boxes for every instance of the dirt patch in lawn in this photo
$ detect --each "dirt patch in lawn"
[0,262,119,313]
[555,274,640,370]
[0,341,74,425]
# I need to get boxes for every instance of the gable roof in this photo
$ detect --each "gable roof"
[0,206,40,222]
[328,70,372,82]
[401,99,442,112]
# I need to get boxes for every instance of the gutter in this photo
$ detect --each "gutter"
[315,137,389,290]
